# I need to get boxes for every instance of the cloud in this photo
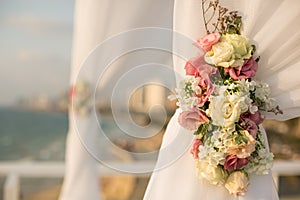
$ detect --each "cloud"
[6,13,72,34]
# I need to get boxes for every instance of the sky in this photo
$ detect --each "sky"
[0,0,75,106]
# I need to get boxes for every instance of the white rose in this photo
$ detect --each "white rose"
[208,90,250,128]
[196,160,227,186]
[225,171,249,196]
[204,41,235,68]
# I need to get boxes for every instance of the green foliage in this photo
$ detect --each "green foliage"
[184,82,194,98]
[194,123,210,139]
[232,131,249,145]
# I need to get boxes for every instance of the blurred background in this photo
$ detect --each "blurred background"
[0,1,300,200]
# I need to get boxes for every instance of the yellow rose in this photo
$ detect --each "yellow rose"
[205,34,253,68]
[204,41,235,68]
[196,160,227,186]
[223,34,253,67]
[222,34,253,60]
[225,171,249,196]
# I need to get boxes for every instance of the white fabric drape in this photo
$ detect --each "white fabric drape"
[59,1,174,200]
[144,0,300,199]
[60,0,300,199]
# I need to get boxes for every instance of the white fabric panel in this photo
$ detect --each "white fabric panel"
[59,115,102,200]
[59,0,300,199]
[60,1,174,200]
[144,0,300,199]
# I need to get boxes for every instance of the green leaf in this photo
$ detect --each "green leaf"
[242,136,248,144]
[194,123,209,139]
[234,18,241,25]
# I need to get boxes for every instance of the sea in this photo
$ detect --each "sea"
[0,107,69,199]
[0,107,68,161]
[0,107,134,161]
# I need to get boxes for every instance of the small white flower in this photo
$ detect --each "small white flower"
[248,80,256,91]
[199,143,226,166]
[175,77,200,111]
[249,104,258,114]
[244,148,273,175]
[255,81,270,101]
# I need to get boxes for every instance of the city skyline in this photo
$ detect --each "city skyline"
[0,0,74,106]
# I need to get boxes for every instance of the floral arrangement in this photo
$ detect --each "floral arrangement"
[175,0,282,196]
[69,80,92,116]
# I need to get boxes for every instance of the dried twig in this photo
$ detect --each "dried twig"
[201,0,242,34]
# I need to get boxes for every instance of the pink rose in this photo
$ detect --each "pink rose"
[240,118,258,138]
[196,32,221,52]
[185,56,217,107]
[224,155,249,172]
[241,109,264,125]
[178,108,209,130]
[224,57,258,80]
[185,56,206,77]
[190,139,203,159]
[185,55,217,77]
[195,75,214,107]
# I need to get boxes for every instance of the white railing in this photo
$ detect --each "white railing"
[0,160,300,200]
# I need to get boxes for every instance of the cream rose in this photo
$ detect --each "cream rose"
[225,171,249,196]
[204,41,235,68]
[207,89,250,128]
[196,160,227,186]
[205,34,253,68]
[222,34,253,61]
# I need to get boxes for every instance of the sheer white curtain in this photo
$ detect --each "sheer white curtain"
[143,0,300,199]
[59,0,174,199]
[59,0,300,199]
